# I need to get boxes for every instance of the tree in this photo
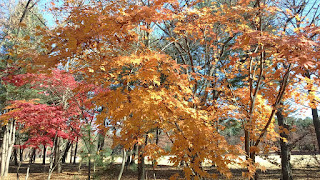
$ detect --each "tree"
[0,69,82,179]
[0,0,46,177]
[18,0,320,179]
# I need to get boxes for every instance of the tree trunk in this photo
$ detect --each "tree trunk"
[87,125,92,180]
[152,128,160,179]
[97,133,105,152]
[56,138,62,173]
[62,141,71,163]
[137,145,145,180]
[311,108,320,153]
[48,133,58,180]
[43,146,46,165]
[73,137,78,164]
[125,149,132,169]
[14,147,18,166]
[20,148,23,162]
[69,142,73,164]
[118,149,126,180]
[53,137,62,173]
[137,135,148,180]
[1,125,8,177]
[88,154,91,180]
[1,120,16,177]
[130,143,137,166]
[305,71,320,152]
[276,108,293,180]
[29,148,36,164]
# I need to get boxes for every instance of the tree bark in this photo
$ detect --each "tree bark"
[29,148,36,164]
[56,138,62,173]
[311,108,320,153]
[137,145,145,180]
[43,146,46,165]
[13,147,18,166]
[1,125,8,177]
[97,133,105,152]
[1,120,16,177]
[20,148,23,162]
[152,128,160,179]
[306,71,320,152]
[130,143,137,166]
[118,149,126,180]
[276,107,293,180]
[125,149,132,169]
[137,135,148,180]
[69,142,73,164]
[62,141,71,163]
[88,153,91,180]
[73,137,78,164]
[48,133,58,180]
[53,137,62,173]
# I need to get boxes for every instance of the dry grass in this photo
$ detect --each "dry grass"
[3,155,320,179]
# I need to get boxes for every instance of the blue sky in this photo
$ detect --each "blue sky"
[37,0,63,28]
[1,0,314,119]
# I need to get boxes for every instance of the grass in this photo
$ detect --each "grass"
[3,155,320,179]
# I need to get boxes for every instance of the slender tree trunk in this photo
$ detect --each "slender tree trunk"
[97,133,105,152]
[125,149,132,169]
[48,134,57,180]
[56,138,62,173]
[130,143,137,166]
[33,148,36,163]
[1,120,16,177]
[276,107,293,180]
[87,124,92,180]
[62,141,71,163]
[138,135,148,180]
[54,137,58,166]
[48,155,53,180]
[25,166,30,180]
[88,154,91,180]
[20,147,23,162]
[152,128,160,179]
[14,147,18,165]
[69,142,73,164]
[311,108,320,152]
[306,71,320,152]
[73,137,78,164]
[43,146,46,165]
[29,148,36,164]
[1,125,8,177]
[137,145,145,180]
[118,149,126,180]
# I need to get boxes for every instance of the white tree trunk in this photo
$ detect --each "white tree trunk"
[5,120,15,175]
[118,149,126,180]
[1,120,16,177]
[1,125,8,176]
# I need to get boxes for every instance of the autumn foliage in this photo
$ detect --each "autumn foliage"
[1,0,320,179]
[1,69,81,147]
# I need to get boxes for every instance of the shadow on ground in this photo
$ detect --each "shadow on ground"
[4,163,320,179]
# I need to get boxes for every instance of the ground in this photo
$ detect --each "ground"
[3,155,320,179]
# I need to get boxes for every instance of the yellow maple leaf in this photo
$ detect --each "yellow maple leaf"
[100,66,105,71]
[88,68,94,73]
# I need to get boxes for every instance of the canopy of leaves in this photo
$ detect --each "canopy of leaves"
[2,0,320,179]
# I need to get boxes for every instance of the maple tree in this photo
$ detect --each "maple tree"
[0,69,82,178]
[1,100,74,147]
[0,0,48,177]
[2,0,320,179]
